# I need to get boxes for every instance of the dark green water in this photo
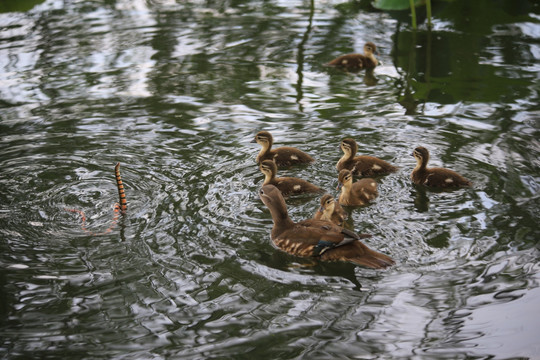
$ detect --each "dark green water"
[1,0,539,358]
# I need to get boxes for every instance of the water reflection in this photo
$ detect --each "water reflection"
[412,185,430,212]
[295,0,314,112]
[392,0,539,115]
[0,0,539,358]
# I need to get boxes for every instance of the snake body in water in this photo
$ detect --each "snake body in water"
[66,163,127,235]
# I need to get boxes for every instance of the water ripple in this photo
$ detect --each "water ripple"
[1,0,539,358]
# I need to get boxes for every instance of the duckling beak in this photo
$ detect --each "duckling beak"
[336,182,343,191]
[251,138,257,143]
[318,206,324,213]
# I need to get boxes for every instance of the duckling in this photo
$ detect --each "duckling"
[411,146,472,188]
[260,160,322,196]
[326,42,379,71]
[313,194,348,227]
[337,169,378,206]
[252,131,315,167]
[259,184,394,269]
[337,138,398,177]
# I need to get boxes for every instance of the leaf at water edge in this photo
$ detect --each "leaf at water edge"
[372,0,425,11]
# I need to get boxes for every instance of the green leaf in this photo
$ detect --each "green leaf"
[372,0,425,11]
[0,0,45,13]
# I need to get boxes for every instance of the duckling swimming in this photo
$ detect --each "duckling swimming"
[337,138,398,177]
[313,194,348,227]
[337,169,378,206]
[411,146,472,188]
[252,131,314,167]
[326,42,379,71]
[259,184,394,269]
[260,160,322,196]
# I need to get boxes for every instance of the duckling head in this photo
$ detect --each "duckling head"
[412,146,429,167]
[252,131,273,149]
[337,169,353,190]
[318,194,336,214]
[340,138,358,157]
[260,160,277,183]
[364,42,378,55]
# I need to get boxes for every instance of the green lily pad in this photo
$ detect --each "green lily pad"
[0,0,45,13]
[372,0,425,11]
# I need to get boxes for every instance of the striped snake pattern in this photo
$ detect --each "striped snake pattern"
[66,163,127,235]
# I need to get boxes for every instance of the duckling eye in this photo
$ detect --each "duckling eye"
[260,188,264,195]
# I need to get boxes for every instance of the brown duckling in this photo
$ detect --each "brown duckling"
[326,42,379,71]
[337,169,378,206]
[411,146,472,188]
[337,138,398,177]
[313,194,348,227]
[259,184,394,269]
[252,131,314,167]
[260,160,322,196]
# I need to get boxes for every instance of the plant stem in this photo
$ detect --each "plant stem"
[426,0,432,29]
[409,0,417,29]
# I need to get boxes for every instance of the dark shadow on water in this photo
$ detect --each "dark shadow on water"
[391,1,538,114]
[411,185,430,212]
[363,68,379,86]
[412,183,474,213]
[263,249,365,291]
[118,215,127,242]
[295,0,315,113]
[325,66,380,87]
[315,262,365,291]
[425,227,450,248]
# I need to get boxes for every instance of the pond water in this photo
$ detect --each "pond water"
[1,0,539,358]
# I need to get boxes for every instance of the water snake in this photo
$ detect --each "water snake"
[66,162,127,235]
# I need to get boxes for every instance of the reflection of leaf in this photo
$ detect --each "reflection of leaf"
[415,76,529,104]
[394,29,532,106]
[334,1,368,14]
[372,0,425,11]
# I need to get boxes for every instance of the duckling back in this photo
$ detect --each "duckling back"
[262,147,314,167]
[411,146,472,188]
[253,131,314,167]
[320,241,394,269]
[326,54,368,70]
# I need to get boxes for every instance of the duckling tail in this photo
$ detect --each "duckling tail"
[321,241,394,269]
